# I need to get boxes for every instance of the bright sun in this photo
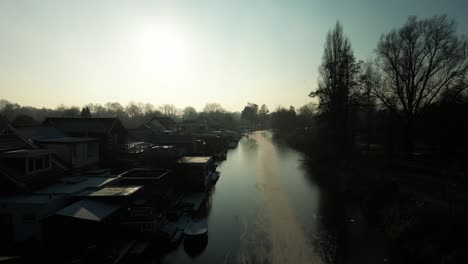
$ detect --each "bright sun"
[136,25,188,70]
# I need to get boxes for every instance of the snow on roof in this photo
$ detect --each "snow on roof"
[55,199,120,222]
[178,156,212,164]
[78,186,142,197]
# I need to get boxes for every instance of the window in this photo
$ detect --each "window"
[26,155,51,174]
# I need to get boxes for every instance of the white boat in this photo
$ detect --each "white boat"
[184,218,208,238]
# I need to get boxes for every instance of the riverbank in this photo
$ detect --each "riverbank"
[273,130,468,264]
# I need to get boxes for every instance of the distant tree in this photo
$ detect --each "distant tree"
[258,104,270,128]
[182,106,198,121]
[80,107,92,118]
[375,15,468,158]
[0,102,20,120]
[125,102,143,119]
[105,102,125,116]
[271,106,297,135]
[158,104,179,119]
[203,103,225,113]
[56,105,80,118]
[310,21,359,155]
[241,103,259,131]
[297,103,317,128]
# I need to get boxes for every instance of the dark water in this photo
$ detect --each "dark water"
[162,131,393,264]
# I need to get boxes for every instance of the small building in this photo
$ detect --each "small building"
[176,156,216,192]
[43,117,128,168]
[0,194,67,244]
[36,137,99,170]
[115,169,179,233]
[0,125,66,193]
[15,125,100,171]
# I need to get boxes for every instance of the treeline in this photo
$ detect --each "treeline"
[269,15,468,264]
[271,15,468,163]
[0,99,243,129]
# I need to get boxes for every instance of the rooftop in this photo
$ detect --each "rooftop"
[178,156,212,164]
[44,117,124,135]
[15,125,65,141]
[119,168,172,179]
[37,137,99,144]
[78,186,142,197]
[0,133,28,152]
[0,194,63,204]
[0,148,53,158]
[36,175,120,195]
[55,199,120,222]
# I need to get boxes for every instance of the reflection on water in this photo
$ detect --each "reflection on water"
[162,131,394,263]
[162,131,326,264]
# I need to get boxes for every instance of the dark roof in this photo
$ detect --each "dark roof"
[148,116,177,128]
[0,134,28,152]
[44,117,124,135]
[15,125,65,141]
[37,137,98,144]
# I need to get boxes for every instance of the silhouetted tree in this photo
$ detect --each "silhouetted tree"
[375,15,468,158]
[271,106,297,135]
[258,104,270,128]
[158,104,179,119]
[241,103,259,131]
[80,107,92,118]
[203,103,225,113]
[310,21,359,155]
[182,106,198,121]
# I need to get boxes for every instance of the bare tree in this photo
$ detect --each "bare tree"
[203,103,225,113]
[375,15,468,157]
[158,104,179,118]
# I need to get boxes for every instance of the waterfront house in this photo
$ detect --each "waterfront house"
[0,125,67,193]
[15,125,100,171]
[176,156,216,192]
[43,117,128,169]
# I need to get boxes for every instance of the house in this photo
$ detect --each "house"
[0,125,67,193]
[143,116,177,133]
[43,117,128,167]
[0,194,68,244]
[15,125,100,171]
[45,187,135,255]
[0,173,122,244]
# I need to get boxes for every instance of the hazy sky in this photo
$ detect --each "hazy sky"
[1,0,467,111]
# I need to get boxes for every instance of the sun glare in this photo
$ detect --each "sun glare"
[136,25,189,70]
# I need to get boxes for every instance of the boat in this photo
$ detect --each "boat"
[183,218,208,257]
[209,171,220,186]
[184,218,208,238]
